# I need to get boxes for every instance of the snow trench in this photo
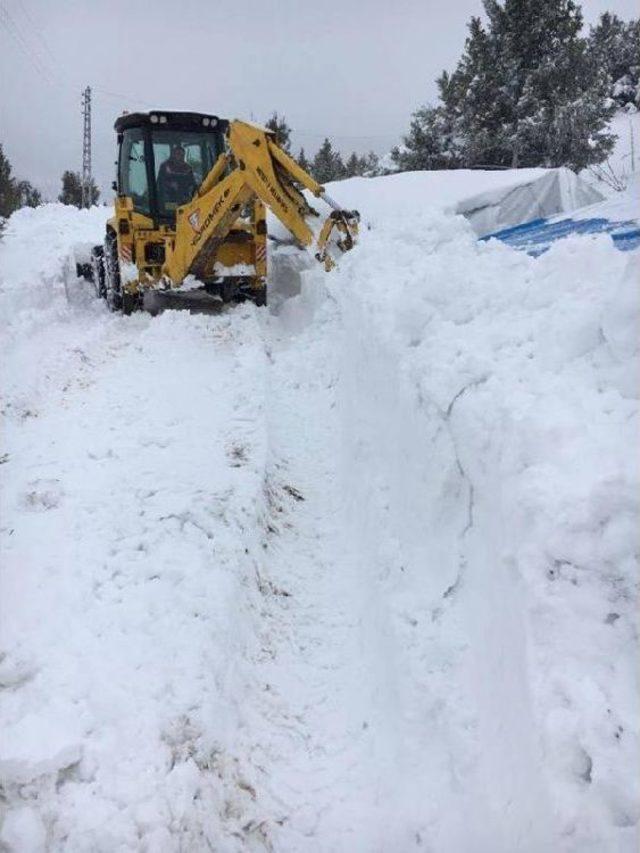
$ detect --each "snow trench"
[0,201,638,852]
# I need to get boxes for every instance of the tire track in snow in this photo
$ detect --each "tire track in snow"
[243,303,401,851]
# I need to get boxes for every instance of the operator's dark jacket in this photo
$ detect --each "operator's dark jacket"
[157,161,196,207]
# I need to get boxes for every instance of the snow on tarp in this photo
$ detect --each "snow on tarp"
[456,166,603,236]
[482,174,640,256]
[270,167,599,242]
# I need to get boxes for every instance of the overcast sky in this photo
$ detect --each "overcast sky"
[1,0,637,200]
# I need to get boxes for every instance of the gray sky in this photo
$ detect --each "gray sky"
[1,0,637,200]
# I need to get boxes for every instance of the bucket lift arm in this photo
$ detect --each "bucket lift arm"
[162,120,359,285]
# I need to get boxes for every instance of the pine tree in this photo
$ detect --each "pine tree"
[332,150,346,181]
[297,148,310,172]
[0,144,41,219]
[16,180,42,208]
[265,112,292,152]
[362,151,380,176]
[392,104,462,170]
[345,152,362,177]
[0,145,15,218]
[588,13,640,109]
[396,0,616,172]
[59,170,99,207]
[342,151,380,178]
[312,138,341,183]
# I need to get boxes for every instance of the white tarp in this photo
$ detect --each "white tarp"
[456,167,604,236]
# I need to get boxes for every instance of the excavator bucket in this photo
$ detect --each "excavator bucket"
[314,204,359,270]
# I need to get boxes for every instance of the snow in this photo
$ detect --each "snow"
[271,167,602,240]
[581,110,640,196]
[1,178,638,852]
[567,172,640,225]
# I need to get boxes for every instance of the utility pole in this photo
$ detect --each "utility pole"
[81,86,92,208]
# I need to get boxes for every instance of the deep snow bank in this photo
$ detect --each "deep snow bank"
[1,180,638,852]
[294,200,639,849]
[0,203,110,422]
[0,206,280,850]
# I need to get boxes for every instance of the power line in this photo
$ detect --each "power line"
[15,0,56,64]
[92,86,156,110]
[294,130,397,141]
[1,10,396,156]
[0,5,154,111]
[0,2,52,82]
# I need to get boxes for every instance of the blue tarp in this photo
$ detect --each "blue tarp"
[481,216,640,257]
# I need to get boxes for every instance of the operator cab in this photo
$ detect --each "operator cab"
[115,111,228,223]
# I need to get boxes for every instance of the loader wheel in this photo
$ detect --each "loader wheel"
[91,245,106,299]
[104,235,122,312]
[252,284,267,307]
[121,291,139,316]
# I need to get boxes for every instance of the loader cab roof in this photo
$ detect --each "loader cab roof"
[114,111,229,134]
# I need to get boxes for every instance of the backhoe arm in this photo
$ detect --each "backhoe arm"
[162,120,359,285]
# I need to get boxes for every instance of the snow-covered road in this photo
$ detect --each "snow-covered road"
[1,181,638,852]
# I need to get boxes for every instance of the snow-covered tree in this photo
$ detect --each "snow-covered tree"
[344,152,362,178]
[392,103,462,170]
[361,151,381,176]
[311,139,345,183]
[588,13,640,110]
[297,147,310,172]
[0,145,42,219]
[396,0,616,172]
[59,170,99,208]
[265,112,292,153]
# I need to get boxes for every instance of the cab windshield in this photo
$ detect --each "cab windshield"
[151,129,222,218]
[119,125,224,220]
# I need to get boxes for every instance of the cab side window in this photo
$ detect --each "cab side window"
[120,130,150,214]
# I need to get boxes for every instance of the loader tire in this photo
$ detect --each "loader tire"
[252,284,267,307]
[121,291,139,316]
[91,245,106,299]
[104,235,122,313]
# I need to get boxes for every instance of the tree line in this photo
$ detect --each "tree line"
[391,4,639,172]
[0,145,42,219]
[265,112,381,182]
[1,145,99,221]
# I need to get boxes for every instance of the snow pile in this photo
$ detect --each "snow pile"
[0,203,109,423]
[311,205,639,850]
[1,178,639,851]
[0,203,108,329]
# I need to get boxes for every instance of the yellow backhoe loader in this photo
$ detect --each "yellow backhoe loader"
[81,111,359,312]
